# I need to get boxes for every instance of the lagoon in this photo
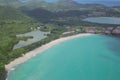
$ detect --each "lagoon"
[13,30,50,49]
[8,35,120,80]
[83,17,120,25]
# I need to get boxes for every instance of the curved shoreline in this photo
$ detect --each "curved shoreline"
[5,33,93,72]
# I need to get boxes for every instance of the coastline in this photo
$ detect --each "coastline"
[5,33,93,72]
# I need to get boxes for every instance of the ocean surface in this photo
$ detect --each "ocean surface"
[7,35,120,80]
[83,17,120,25]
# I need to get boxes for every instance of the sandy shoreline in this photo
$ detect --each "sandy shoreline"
[5,33,93,72]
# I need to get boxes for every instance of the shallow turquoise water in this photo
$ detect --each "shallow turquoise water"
[7,35,120,80]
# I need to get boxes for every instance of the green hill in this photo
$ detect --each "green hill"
[0,5,30,20]
[0,5,37,80]
[0,0,21,7]
[18,0,107,11]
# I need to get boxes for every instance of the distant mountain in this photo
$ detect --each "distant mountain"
[18,0,120,6]
[18,0,112,23]
[0,0,119,11]
[74,0,120,6]
[0,0,119,8]
[23,8,55,22]
[18,0,107,12]
[0,0,119,23]
[0,5,30,20]
[0,0,20,6]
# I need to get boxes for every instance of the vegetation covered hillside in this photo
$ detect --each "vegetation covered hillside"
[0,0,21,7]
[0,5,64,80]
[19,0,120,26]
[0,5,37,80]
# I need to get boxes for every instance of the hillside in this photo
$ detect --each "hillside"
[21,5,120,26]
[17,0,118,23]
[0,0,21,7]
[22,8,55,23]
[19,0,108,11]
[0,5,30,20]
[0,5,37,80]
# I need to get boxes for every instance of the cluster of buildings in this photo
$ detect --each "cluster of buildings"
[62,26,120,36]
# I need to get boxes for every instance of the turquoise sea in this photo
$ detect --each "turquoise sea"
[7,35,120,80]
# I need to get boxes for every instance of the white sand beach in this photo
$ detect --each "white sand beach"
[5,33,93,72]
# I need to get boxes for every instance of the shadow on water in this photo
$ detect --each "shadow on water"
[99,54,120,63]
[105,36,120,56]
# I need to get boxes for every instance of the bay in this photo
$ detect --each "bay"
[7,35,120,80]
